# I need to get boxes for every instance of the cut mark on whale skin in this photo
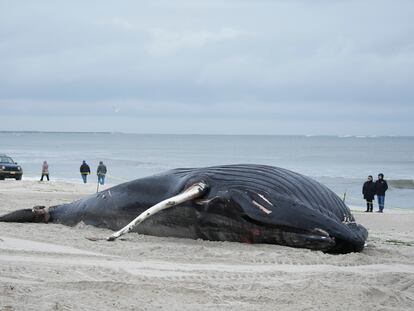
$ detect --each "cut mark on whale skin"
[257,193,273,206]
[252,200,272,215]
[194,196,219,205]
[312,228,330,237]
[342,215,355,224]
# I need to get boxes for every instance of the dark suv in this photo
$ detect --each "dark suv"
[0,154,23,180]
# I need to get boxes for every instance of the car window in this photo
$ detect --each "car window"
[0,156,14,164]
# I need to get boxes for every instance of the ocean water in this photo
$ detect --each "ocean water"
[1,132,413,209]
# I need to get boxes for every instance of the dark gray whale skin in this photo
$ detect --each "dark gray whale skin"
[0,164,368,253]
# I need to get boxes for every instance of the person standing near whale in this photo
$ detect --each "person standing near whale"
[40,161,49,181]
[97,161,107,185]
[375,173,388,213]
[80,160,91,184]
[362,175,375,212]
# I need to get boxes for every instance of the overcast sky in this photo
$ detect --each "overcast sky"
[0,0,413,135]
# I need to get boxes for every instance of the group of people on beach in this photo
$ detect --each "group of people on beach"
[80,160,107,185]
[40,160,107,185]
[362,174,388,213]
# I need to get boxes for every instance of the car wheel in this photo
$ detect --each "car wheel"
[0,176,4,180]
[15,175,22,180]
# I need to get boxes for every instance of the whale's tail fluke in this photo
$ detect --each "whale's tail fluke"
[0,206,50,223]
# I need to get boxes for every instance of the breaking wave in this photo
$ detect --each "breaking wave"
[388,179,414,189]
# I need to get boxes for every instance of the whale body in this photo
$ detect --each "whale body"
[0,164,368,253]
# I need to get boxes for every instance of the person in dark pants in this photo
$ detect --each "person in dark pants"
[40,161,49,181]
[80,160,91,183]
[375,173,388,213]
[362,175,375,212]
[96,161,107,185]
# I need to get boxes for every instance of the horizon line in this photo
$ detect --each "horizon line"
[0,130,413,138]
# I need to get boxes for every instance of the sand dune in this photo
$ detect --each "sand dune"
[0,180,413,310]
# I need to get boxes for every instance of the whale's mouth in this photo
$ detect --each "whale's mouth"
[241,214,336,251]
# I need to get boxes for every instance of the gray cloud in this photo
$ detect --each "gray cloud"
[0,0,413,134]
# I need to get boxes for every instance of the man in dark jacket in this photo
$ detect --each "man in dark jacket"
[97,161,107,185]
[362,175,375,212]
[375,173,388,213]
[80,160,91,184]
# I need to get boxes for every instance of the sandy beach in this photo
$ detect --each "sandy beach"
[0,180,413,311]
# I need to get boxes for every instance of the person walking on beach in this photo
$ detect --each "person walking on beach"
[80,160,91,183]
[97,161,107,185]
[375,173,388,213]
[40,161,49,181]
[362,175,375,212]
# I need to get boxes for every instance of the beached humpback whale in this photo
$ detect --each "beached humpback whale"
[0,164,368,253]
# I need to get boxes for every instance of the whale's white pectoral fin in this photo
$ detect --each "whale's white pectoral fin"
[106,182,208,241]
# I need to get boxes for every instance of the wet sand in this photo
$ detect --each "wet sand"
[0,180,413,310]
